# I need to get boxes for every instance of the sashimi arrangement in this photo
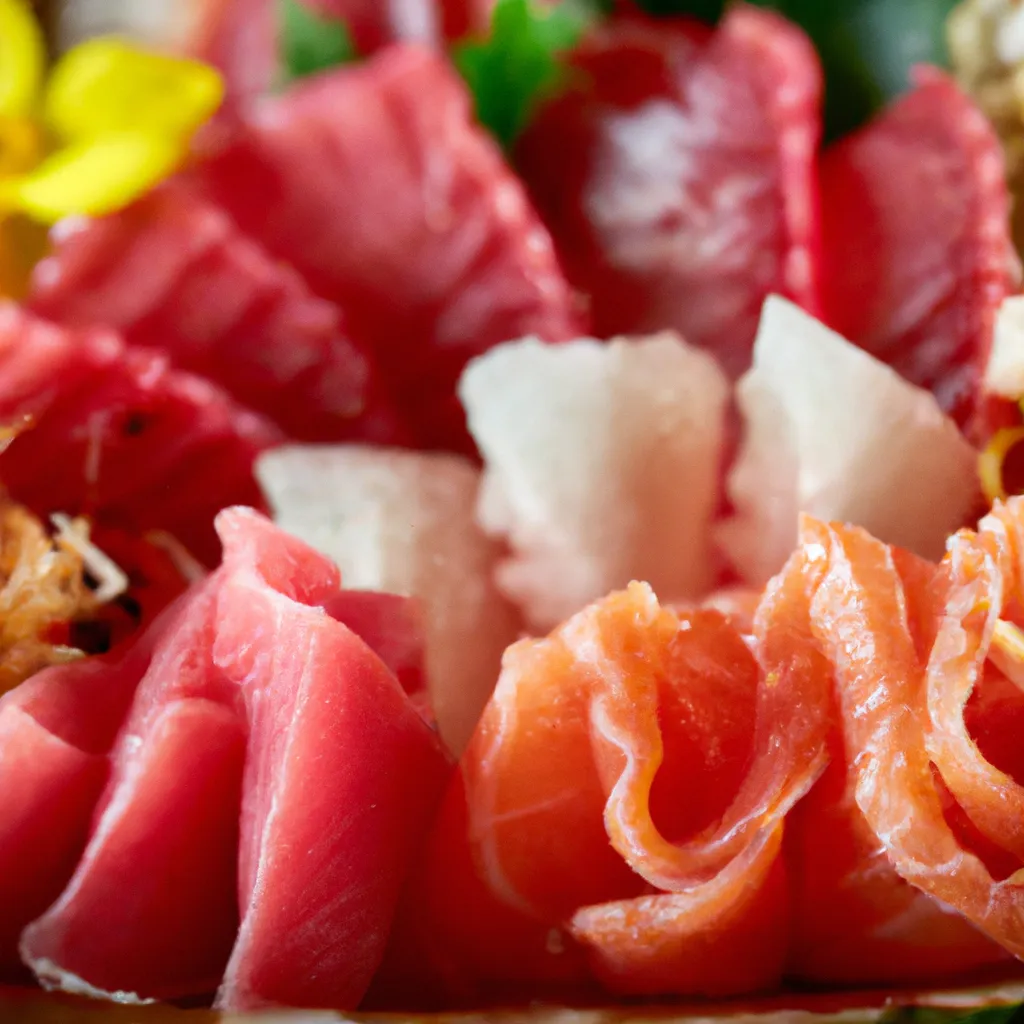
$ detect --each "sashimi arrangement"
[9,0,1024,1021]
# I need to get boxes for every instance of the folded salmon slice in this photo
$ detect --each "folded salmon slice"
[515,5,822,378]
[29,186,404,445]
[0,305,280,565]
[786,508,1024,981]
[193,45,584,452]
[376,579,831,1005]
[20,509,452,1009]
[819,69,1019,435]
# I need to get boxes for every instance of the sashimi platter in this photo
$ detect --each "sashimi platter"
[13,0,1024,1021]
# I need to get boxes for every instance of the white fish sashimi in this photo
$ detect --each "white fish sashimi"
[459,333,729,633]
[719,295,981,586]
[255,445,519,755]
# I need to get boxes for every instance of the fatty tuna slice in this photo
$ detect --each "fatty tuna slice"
[515,5,822,378]
[0,304,280,565]
[194,45,584,451]
[29,186,405,445]
[819,68,1019,434]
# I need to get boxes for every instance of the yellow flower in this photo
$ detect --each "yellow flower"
[0,0,224,294]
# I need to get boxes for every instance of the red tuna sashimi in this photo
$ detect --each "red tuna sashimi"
[214,511,451,1010]
[0,304,281,565]
[514,5,822,378]
[0,611,166,979]
[190,0,497,100]
[20,580,246,1001]
[21,509,452,1010]
[819,68,1019,433]
[194,45,584,451]
[29,187,405,445]
[374,578,829,1006]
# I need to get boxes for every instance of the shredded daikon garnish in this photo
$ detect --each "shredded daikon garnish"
[50,511,129,604]
[0,503,94,694]
[144,529,207,584]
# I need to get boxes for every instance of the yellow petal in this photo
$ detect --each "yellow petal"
[0,115,42,177]
[0,0,45,118]
[3,133,183,224]
[0,213,49,298]
[44,37,224,144]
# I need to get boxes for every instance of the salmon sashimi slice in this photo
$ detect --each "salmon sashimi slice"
[791,509,1024,977]
[819,69,1020,435]
[376,579,831,1004]
[514,5,822,379]
[193,45,584,452]
[0,305,281,565]
[19,510,452,1010]
[29,186,405,445]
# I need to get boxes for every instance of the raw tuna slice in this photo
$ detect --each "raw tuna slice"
[790,507,1024,976]
[256,445,520,753]
[0,610,166,980]
[21,580,245,1002]
[375,579,830,1004]
[459,332,729,633]
[29,186,405,445]
[719,297,980,587]
[819,68,1020,434]
[22,509,452,1010]
[194,45,584,452]
[188,0,499,102]
[514,5,822,378]
[214,510,452,1010]
[0,304,281,565]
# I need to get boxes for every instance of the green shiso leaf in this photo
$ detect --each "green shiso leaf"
[278,0,358,84]
[453,0,600,148]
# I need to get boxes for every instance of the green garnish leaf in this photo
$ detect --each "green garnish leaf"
[278,0,357,84]
[453,0,599,148]
[883,1003,1024,1024]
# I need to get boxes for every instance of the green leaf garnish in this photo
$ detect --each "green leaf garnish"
[453,0,599,148]
[278,0,357,84]
[883,1003,1024,1024]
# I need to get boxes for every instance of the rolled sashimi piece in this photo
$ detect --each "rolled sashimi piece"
[29,185,404,445]
[787,506,1024,980]
[375,578,831,1004]
[20,509,452,1010]
[193,45,584,452]
[0,304,280,565]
